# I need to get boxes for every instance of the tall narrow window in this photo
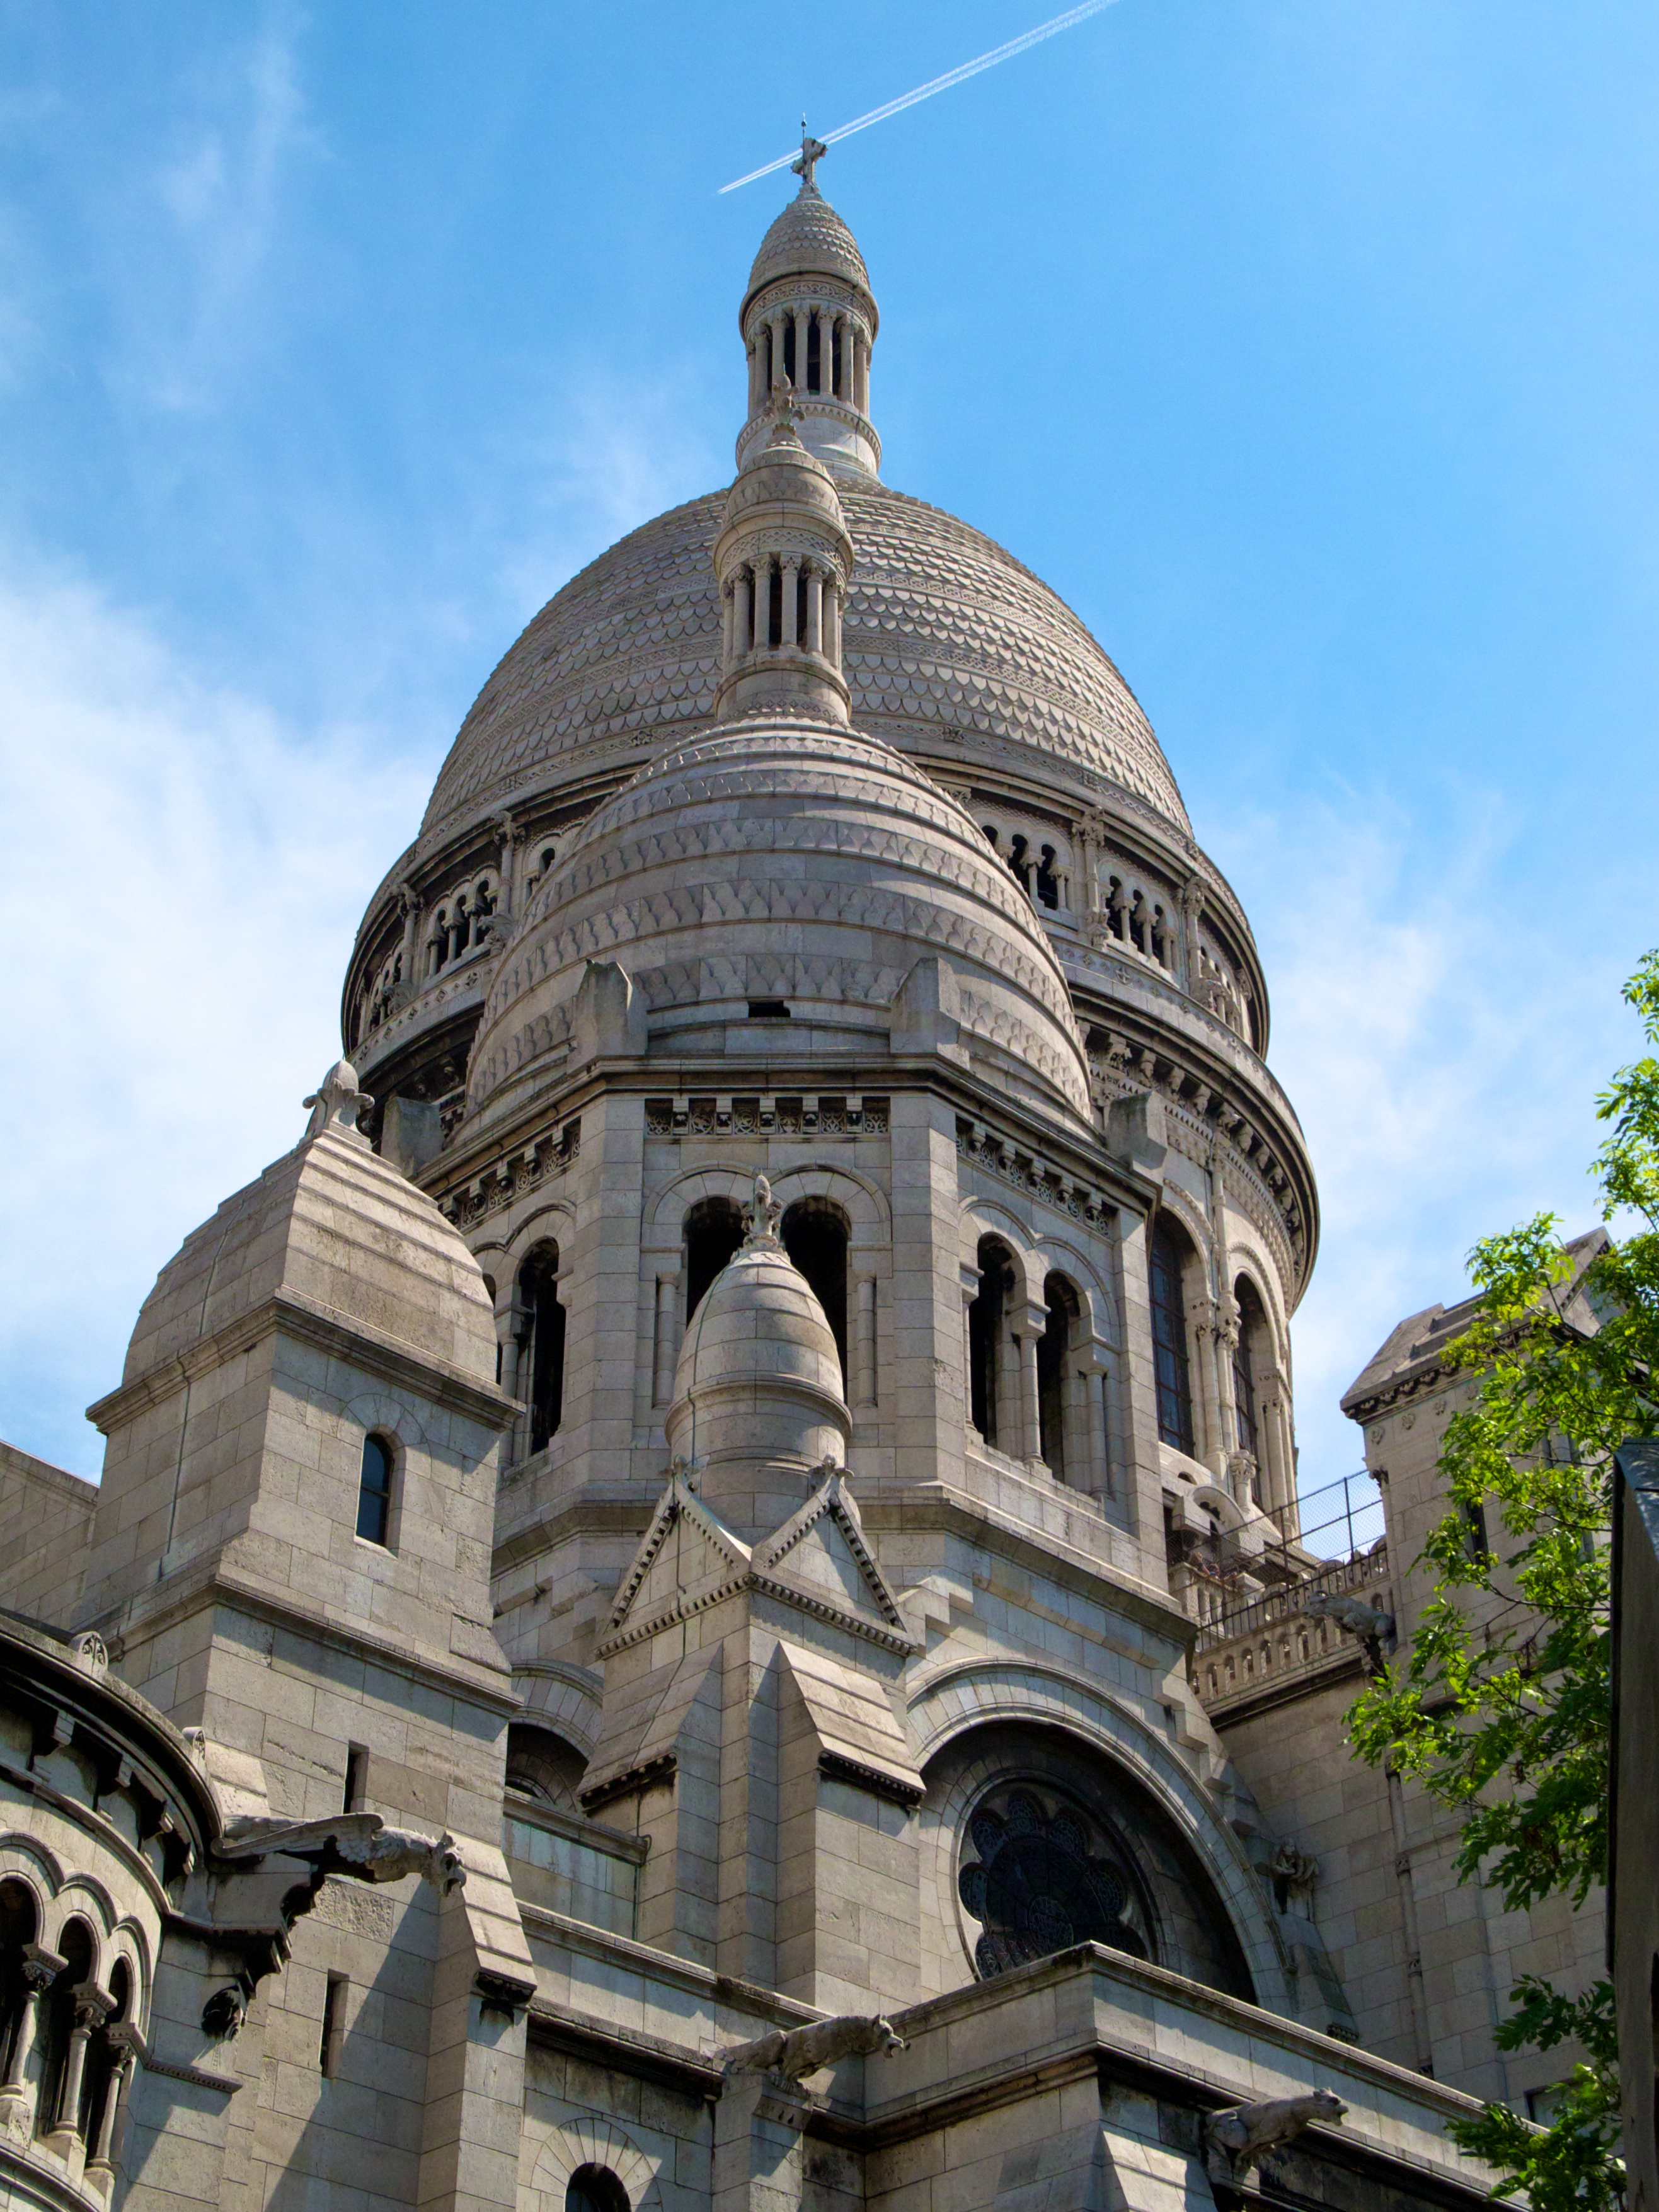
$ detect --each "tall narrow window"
[356,1434,394,1546]
[319,1974,347,2077]
[782,1198,849,1391]
[968,1238,1012,1448]
[1037,1275,1080,1482]
[0,1879,37,2093]
[518,1244,566,1454]
[343,1744,367,1813]
[684,1199,744,1322]
[1148,1222,1195,1455]
[1232,1314,1258,1463]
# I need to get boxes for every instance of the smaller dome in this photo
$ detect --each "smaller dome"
[723,421,844,530]
[745,186,873,314]
[666,1181,849,1525]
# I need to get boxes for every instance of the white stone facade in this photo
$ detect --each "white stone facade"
[0,157,1551,2212]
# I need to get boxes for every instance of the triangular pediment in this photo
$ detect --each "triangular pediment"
[599,1471,750,1651]
[753,1470,913,1642]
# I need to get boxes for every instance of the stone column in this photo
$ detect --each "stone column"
[792,307,809,393]
[960,1267,981,1441]
[824,582,841,667]
[805,567,824,655]
[86,2043,132,2175]
[747,335,764,413]
[495,812,523,927]
[1013,1310,1045,1464]
[0,1947,62,2116]
[767,311,786,387]
[396,883,423,1007]
[733,569,752,660]
[853,1275,878,1408]
[856,326,870,412]
[780,556,800,646]
[55,1990,108,2135]
[653,1276,679,1407]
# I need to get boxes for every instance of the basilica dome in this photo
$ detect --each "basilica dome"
[418,481,1191,842]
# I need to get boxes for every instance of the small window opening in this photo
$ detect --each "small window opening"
[767,562,783,648]
[343,1745,367,1813]
[1036,845,1060,909]
[566,2169,631,2212]
[806,314,822,393]
[356,1434,394,1547]
[781,317,796,386]
[319,1974,347,2077]
[1007,834,1032,891]
[684,1198,745,1324]
[747,999,791,1019]
[782,1198,849,1390]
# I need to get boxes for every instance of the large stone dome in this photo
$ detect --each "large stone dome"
[418,480,1191,842]
[461,716,1094,1133]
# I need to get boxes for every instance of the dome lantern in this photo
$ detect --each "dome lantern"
[738,135,880,480]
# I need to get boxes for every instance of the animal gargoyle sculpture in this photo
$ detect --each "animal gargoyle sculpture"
[218,1813,466,1894]
[1202,2089,1348,2184]
[1302,1590,1396,1674]
[721,2014,908,2083]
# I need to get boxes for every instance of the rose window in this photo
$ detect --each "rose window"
[957,1785,1151,1978]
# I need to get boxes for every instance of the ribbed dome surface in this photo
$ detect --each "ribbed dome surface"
[673,1237,844,1414]
[421,481,1190,839]
[745,186,871,305]
[462,718,1094,1126]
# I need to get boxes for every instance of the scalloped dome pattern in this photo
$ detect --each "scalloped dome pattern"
[746,186,871,303]
[420,483,1191,839]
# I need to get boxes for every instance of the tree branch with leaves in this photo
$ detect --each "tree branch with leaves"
[1348,949,1659,2212]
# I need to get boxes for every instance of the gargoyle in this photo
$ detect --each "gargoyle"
[721,2013,907,2082]
[218,1813,466,1894]
[1302,1591,1396,1673]
[1203,2089,1348,2184]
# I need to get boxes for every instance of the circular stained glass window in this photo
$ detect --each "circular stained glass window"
[958,1784,1151,1978]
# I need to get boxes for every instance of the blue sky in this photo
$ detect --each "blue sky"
[1,0,1654,1506]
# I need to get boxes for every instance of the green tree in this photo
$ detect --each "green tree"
[1348,950,1659,2211]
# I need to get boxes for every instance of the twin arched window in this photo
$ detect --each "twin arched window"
[682,1195,851,1389]
[967,1243,1094,1486]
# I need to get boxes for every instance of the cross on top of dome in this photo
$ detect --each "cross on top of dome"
[791,127,828,195]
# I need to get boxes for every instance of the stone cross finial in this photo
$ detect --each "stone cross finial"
[742,1171,784,1247]
[791,127,827,193]
[302,1060,374,1145]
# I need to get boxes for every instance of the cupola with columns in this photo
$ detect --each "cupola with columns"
[712,382,855,723]
[737,134,880,479]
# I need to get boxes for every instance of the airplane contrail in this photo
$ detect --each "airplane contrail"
[718,0,1122,194]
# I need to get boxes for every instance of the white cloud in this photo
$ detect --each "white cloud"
[0,558,423,1478]
[1220,788,1643,1500]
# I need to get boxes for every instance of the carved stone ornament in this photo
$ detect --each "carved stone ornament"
[201,1987,246,2042]
[1302,1591,1396,1675]
[741,1171,784,1248]
[218,1812,466,1895]
[1202,2089,1348,2185]
[302,1059,375,1145]
[720,2013,907,2083]
[68,1630,108,1676]
[1267,1840,1320,1896]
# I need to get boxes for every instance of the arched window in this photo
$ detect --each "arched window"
[968,1237,1014,1449]
[0,1879,37,2093]
[504,1724,587,1815]
[1148,1221,1195,1455]
[1037,1275,1080,1482]
[566,2169,630,2212]
[38,1918,93,2139]
[781,1198,849,1390]
[356,1433,394,1547]
[83,1957,130,2161]
[684,1198,744,1323]
[517,1244,566,1455]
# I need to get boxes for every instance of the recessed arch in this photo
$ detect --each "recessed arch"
[905,1657,1292,2011]
[526,2114,661,2212]
[514,1663,601,1758]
